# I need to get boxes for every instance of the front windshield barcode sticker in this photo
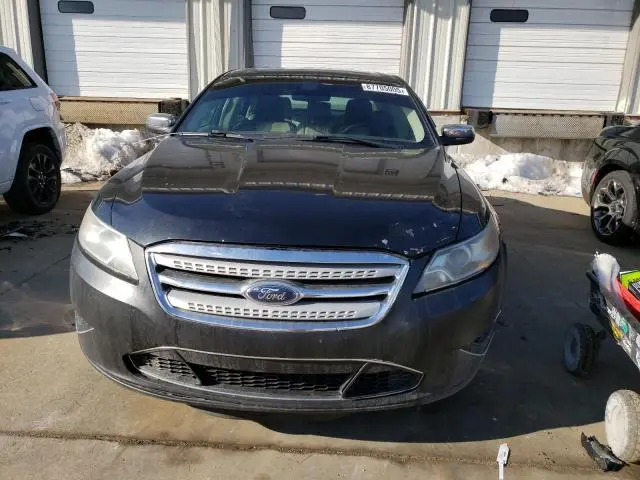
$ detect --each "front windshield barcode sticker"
[361,84,409,95]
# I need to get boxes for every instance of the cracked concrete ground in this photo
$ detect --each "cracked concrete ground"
[1,186,639,479]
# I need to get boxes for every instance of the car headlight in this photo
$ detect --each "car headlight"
[78,207,138,281]
[414,212,500,294]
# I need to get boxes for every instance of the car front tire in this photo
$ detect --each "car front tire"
[3,143,61,215]
[590,170,638,245]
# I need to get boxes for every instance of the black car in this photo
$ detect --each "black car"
[70,69,506,414]
[582,125,640,244]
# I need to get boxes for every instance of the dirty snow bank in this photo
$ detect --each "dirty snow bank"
[59,125,583,198]
[452,152,583,197]
[61,123,156,184]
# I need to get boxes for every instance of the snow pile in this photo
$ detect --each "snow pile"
[58,124,583,199]
[61,123,155,184]
[452,152,583,197]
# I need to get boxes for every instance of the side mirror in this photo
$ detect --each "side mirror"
[146,113,177,134]
[440,124,475,146]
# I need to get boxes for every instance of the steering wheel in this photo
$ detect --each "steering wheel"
[338,123,370,135]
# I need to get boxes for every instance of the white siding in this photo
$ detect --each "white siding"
[400,0,470,111]
[0,0,33,67]
[40,0,188,98]
[462,0,634,111]
[187,0,248,99]
[252,0,405,74]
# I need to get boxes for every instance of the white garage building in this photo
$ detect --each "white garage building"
[2,0,640,135]
[39,0,190,98]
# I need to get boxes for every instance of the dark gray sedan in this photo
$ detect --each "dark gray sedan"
[70,69,506,414]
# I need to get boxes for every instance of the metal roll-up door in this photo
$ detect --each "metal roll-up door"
[462,0,634,111]
[252,0,405,74]
[40,0,189,98]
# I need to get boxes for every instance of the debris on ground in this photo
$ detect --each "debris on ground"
[452,152,582,197]
[0,220,79,240]
[0,224,23,238]
[580,433,625,472]
[61,123,157,184]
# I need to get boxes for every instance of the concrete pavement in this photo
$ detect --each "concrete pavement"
[1,187,639,479]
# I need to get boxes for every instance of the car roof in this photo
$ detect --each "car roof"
[215,68,407,88]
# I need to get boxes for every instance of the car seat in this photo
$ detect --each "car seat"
[334,98,373,134]
[371,110,398,139]
[238,96,294,133]
[278,97,293,123]
[298,101,332,135]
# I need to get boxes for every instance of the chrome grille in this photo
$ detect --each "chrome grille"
[153,253,396,280]
[167,291,372,320]
[146,243,409,331]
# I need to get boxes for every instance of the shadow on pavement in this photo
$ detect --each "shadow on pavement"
[0,256,76,338]
[256,195,640,443]
[0,189,94,339]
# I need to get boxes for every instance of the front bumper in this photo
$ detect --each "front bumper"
[70,241,506,413]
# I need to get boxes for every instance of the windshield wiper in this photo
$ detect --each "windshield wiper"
[209,130,253,141]
[170,131,253,141]
[307,135,394,149]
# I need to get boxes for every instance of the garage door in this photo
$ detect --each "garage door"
[39,0,188,98]
[252,0,405,74]
[462,0,634,111]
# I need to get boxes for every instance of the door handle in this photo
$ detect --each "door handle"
[0,100,11,105]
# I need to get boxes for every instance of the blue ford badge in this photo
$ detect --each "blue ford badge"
[243,281,302,306]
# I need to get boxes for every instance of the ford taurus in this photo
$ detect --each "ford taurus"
[70,69,506,414]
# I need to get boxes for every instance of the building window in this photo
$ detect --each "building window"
[270,6,306,20]
[490,9,528,23]
[58,1,94,14]
[0,53,36,91]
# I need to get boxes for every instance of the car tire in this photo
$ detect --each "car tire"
[563,323,598,377]
[605,389,640,464]
[590,170,638,245]
[2,143,61,215]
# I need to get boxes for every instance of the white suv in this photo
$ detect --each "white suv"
[0,46,66,214]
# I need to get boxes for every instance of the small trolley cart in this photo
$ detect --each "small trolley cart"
[563,253,640,464]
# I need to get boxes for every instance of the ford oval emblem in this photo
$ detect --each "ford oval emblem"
[243,280,303,306]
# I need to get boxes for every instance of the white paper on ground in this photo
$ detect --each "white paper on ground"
[497,443,510,480]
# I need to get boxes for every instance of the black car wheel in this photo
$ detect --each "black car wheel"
[3,143,61,215]
[563,323,598,377]
[590,170,638,245]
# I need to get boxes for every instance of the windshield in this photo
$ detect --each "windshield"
[177,81,433,147]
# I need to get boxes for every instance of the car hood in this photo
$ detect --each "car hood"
[100,136,467,257]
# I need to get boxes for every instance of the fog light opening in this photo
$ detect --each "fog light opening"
[460,329,495,356]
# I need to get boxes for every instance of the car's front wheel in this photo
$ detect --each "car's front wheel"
[590,170,638,245]
[3,143,61,215]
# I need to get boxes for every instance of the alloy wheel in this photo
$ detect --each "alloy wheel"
[27,152,59,207]
[592,178,627,236]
